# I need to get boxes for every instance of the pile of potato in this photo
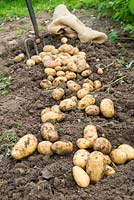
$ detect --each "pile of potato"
[72,124,134,188]
[12,38,133,188]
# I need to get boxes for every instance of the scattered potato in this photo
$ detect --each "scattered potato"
[59,97,77,111]
[85,105,100,116]
[31,55,42,64]
[53,76,67,86]
[41,107,65,122]
[61,37,68,44]
[104,165,116,176]
[51,141,73,155]
[52,88,65,100]
[14,53,25,62]
[75,58,87,73]
[103,155,112,165]
[118,144,134,161]
[77,88,89,99]
[97,68,104,75]
[55,66,63,71]
[47,76,54,81]
[73,149,90,169]
[94,80,102,89]
[86,152,104,183]
[100,98,115,118]
[26,59,35,67]
[43,45,55,52]
[93,137,112,154]
[37,141,53,155]
[56,71,65,77]
[65,71,76,80]
[11,134,38,160]
[82,83,94,92]
[110,149,127,164]
[40,122,59,142]
[81,70,92,77]
[83,125,98,148]
[67,80,81,92]
[78,95,95,110]
[51,105,61,112]
[76,138,91,149]
[44,68,56,76]
[67,61,77,72]
[83,79,94,86]
[40,79,52,89]
[73,166,90,188]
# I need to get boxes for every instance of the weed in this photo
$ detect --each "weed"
[112,71,126,85]
[0,129,17,156]
[108,31,118,43]
[126,60,134,70]
[117,56,125,65]
[0,71,11,95]
[15,121,24,129]
[16,28,28,35]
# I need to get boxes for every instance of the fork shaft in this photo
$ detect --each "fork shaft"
[25,0,39,38]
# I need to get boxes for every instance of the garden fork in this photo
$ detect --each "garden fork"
[24,0,45,58]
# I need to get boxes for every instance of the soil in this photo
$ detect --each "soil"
[0,9,134,200]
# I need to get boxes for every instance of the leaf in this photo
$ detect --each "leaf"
[129,0,134,14]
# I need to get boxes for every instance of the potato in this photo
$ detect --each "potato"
[39,52,47,59]
[52,88,64,100]
[51,48,59,55]
[26,59,35,67]
[73,149,90,169]
[65,71,76,80]
[73,166,90,188]
[83,125,98,148]
[41,107,65,123]
[77,88,89,99]
[43,60,60,68]
[100,98,115,118]
[62,66,68,71]
[75,58,87,73]
[76,138,91,149]
[86,152,104,183]
[31,55,42,64]
[94,80,102,89]
[47,76,54,82]
[78,94,95,110]
[43,45,55,52]
[37,141,53,155]
[104,165,116,176]
[83,79,94,86]
[85,105,100,116]
[40,79,52,89]
[40,122,59,142]
[56,71,65,77]
[61,37,68,44]
[67,61,77,72]
[55,66,63,71]
[67,80,81,92]
[103,155,112,165]
[110,149,127,164]
[51,141,73,155]
[44,68,56,76]
[81,70,92,77]
[118,144,134,160]
[11,134,38,160]
[97,68,104,75]
[58,44,74,54]
[82,83,94,92]
[51,105,61,112]
[53,76,67,86]
[59,97,77,111]
[78,51,86,58]
[93,137,112,154]
[73,47,79,54]
[14,53,25,62]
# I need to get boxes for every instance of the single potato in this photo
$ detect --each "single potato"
[73,166,90,188]
[110,149,127,164]
[93,137,112,154]
[44,68,56,76]
[52,88,65,100]
[76,138,91,149]
[77,88,89,99]
[81,70,92,77]
[85,105,100,116]
[14,53,25,62]
[51,141,73,155]
[37,141,53,155]
[118,144,134,161]
[11,134,38,160]
[43,45,55,52]
[78,95,95,110]
[73,149,90,169]
[59,97,77,111]
[94,80,102,89]
[100,98,115,118]
[31,55,42,64]
[82,83,94,92]
[104,165,116,176]
[53,76,67,86]
[40,79,52,89]
[26,59,35,67]
[67,80,81,92]
[66,71,76,80]
[40,122,59,142]
[56,71,65,77]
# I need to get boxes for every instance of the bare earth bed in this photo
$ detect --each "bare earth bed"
[0,9,134,200]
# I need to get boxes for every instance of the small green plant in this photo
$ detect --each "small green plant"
[16,28,28,35]
[108,31,118,43]
[126,60,134,70]
[117,56,125,65]
[112,71,126,85]
[0,71,11,95]
[0,129,17,156]
[15,121,24,128]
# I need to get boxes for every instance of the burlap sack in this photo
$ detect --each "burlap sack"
[48,4,107,43]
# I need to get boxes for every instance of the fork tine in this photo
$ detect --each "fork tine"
[24,37,39,59]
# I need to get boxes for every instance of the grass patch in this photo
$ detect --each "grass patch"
[0,129,17,156]
[0,71,11,95]
[16,28,29,35]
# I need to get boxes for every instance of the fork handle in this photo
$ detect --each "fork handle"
[25,0,39,38]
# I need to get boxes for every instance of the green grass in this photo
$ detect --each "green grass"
[0,0,88,21]
[0,71,11,95]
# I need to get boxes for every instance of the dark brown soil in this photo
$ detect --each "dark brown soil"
[0,9,134,200]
